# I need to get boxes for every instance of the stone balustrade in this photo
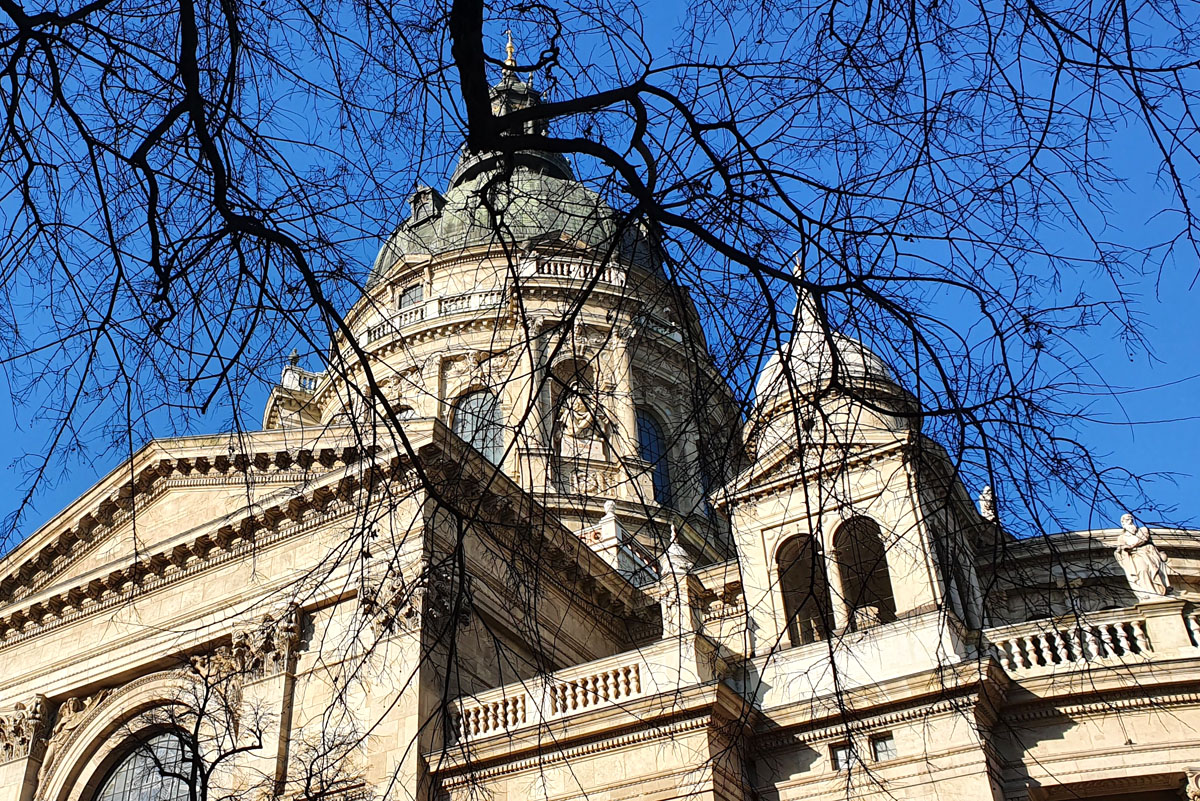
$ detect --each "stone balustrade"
[450,635,718,743]
[366,288,506,344]
[524,257,626,287]
[986,609,1153,674]
[280,364,322,392]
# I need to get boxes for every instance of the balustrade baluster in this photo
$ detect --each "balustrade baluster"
[1053,630,1070,663]
[1114,622,1131,654]
[1083,627,1100,660]
[1099,624,1116,658]
[1131,621,1148,653]
[995,642,1013,671]
[1036,633,1054,665]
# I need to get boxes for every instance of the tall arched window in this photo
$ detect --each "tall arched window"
[636,408,672,505]
[94,732,191,801]
[776,535,833,647]
[834,516,897,630]
[452,390,504,465]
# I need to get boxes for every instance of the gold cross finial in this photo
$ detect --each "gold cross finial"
[504,30,517,68]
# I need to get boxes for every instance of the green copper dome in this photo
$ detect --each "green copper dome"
[368,73,659,287]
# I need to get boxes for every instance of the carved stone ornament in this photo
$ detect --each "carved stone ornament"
[192,605,301,679]
[423,562,473,631]
[556,382,611,460]
[443,351,512,392]
[38,690,111,781]
[564,463,619,496]
[359,569,422,637]
[0,694,47,762]
[1114,512,1171,598]
[1184,769,1200,801]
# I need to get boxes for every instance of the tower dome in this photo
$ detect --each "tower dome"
[754,283,896,403]
[368,64,658,288]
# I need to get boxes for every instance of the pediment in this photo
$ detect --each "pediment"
[0,427,376,608]
[0,417,647,652]
[726,434,908,502]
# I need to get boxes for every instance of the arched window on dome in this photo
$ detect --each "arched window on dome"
[833,516,897,630]
[94,732,192,801]
[452,390,504,465]
[776,534,832,647]
[636,408,672,506]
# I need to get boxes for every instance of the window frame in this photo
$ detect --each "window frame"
[93,731,194,801]
[398,283,424,309]
[451,389,504,465]
[870,733,898,763]
[830,741,856,772]
[635,407,673,506]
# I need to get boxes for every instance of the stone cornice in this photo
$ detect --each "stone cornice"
[752,658,1009,746]
[723,437,911,507]
[0,420,650,654]
[1000,667,1200,724]
[0,433,377,606]
[0,468,384,650]
[428,681,749,784]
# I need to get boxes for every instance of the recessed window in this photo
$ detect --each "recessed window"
[871,733,897,762]
[635,408,672,506]
[451,389,503,464]
[830,742,855,771]
[777,535,832,647]
[95,732,191,801]
[398,284,424,309]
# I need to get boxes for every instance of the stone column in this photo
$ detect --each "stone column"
[678,423,703,513]
[610,333,640,460]
[822,532,851,633]
[0,695,47,801]
[517,316,553,490]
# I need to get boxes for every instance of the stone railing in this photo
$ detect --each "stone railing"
[366,289,506,344]
[521,258,626,287]
[437,288,504,316]
[986,609,1150,674]
[280,364,322,392]
[449,636,718,744]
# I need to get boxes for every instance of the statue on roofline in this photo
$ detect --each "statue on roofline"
[1114,512,1171,598]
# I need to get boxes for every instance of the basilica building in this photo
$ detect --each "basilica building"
[2,57,1200,801]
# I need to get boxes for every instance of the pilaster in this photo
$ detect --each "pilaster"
[1136,597,1193,655]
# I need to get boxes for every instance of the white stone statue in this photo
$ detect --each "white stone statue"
[662,524,694,576]
[1114,513,1171,598]
[978,486,997,522]
[557,383,608,461]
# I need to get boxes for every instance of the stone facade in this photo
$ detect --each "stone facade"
[3,65,1200,801]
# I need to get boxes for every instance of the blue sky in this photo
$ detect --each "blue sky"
[0,6,1196,543]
